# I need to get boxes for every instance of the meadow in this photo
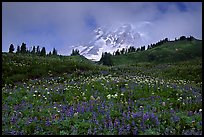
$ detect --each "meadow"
[2,52,202,135]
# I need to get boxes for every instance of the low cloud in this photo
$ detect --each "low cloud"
[2,2,202,55]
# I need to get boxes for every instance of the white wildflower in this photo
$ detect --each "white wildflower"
[74,112,78,117]
[107,94,111,99]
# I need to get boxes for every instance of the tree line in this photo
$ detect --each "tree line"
[8,43,57,56]
[99,35,196,66]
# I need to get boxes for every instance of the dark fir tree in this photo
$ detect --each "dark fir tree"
[36,46,40,55]
[20,43,27,53]
[179,36,186,41]
[187,36,195,41]
[141,46,145,51]
[48,51,52,56]
[136,47,140,52]
[120,48,125,55]
[9,44,15,53]
[31,46,36,54]
[115,49,120,56]
[71,49,80,56]
[40,47,46,56]
[52,48,57,56]
[16,45,20,53]
[164,38,168,42]
[100,52,112,66]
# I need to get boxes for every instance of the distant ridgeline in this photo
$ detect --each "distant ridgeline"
[99,36,202,66]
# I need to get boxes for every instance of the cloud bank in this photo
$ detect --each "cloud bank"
[2,2,202,55]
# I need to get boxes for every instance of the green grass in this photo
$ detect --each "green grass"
[2,53,108,86]
[111,39,202,65]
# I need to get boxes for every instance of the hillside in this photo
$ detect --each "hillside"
[2,38,202,135]
[111,39,202,65]
[2,53,107,86]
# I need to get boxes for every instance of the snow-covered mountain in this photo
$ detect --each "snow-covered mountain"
[72,23,147,61]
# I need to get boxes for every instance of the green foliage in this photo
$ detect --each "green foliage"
[2,53,102,86]
[111,39,202,65]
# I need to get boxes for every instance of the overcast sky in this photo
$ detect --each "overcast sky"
[2,2,202,55]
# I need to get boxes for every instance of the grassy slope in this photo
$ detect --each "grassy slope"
[2,39,202,86]
[111,39,202,65]
[2,53,107,86]
[110,39,202,83]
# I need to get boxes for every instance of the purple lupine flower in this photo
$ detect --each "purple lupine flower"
[93,128,97,135]
[10,130,17,135]
[69,106,74,116]
[127,111,130,120]
[133,127,138,135]
[150,113,159,125]
[199,121,202,126]
[114,118,120,128]
[126,124,131,132]
[188,111,194,116]
[33,116,37,122]
[61,105,67,113]
[118,126,124,135]
[76,104,81,113]
[122,112,126,118]
[132,112,142,118]
[171,115,180,122]
[132,120,135,126]
[143,112,150,121]
[109,120,113,129]
[10,116,16,124]
[170,109,175,114]
[81,105,85,113]
[88,128,92,135]
[104,121,108,129]
[140,121,145,132]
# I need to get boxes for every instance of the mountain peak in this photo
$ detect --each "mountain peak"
[75,23,145,61]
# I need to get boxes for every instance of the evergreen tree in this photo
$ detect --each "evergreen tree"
[36,46,40,55]
[164,38,168,42]
[16,45,20,53]
[136,47,140,52]
[100,52,112,66]
[9,44,15,53]
[52,48,57,56]
[120,48,125,54]
[20,43,27,53]
[179,36,186,41]
[71,49,80,56]
[187,36,195,41]
[147,45,151,50]
[115,49,120,56]
[141,46,145,51]
[48,51,52,56]
[31,46,36,54]
[40,47,46,56]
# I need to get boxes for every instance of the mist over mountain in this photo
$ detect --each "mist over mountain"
[72,23,148,61]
